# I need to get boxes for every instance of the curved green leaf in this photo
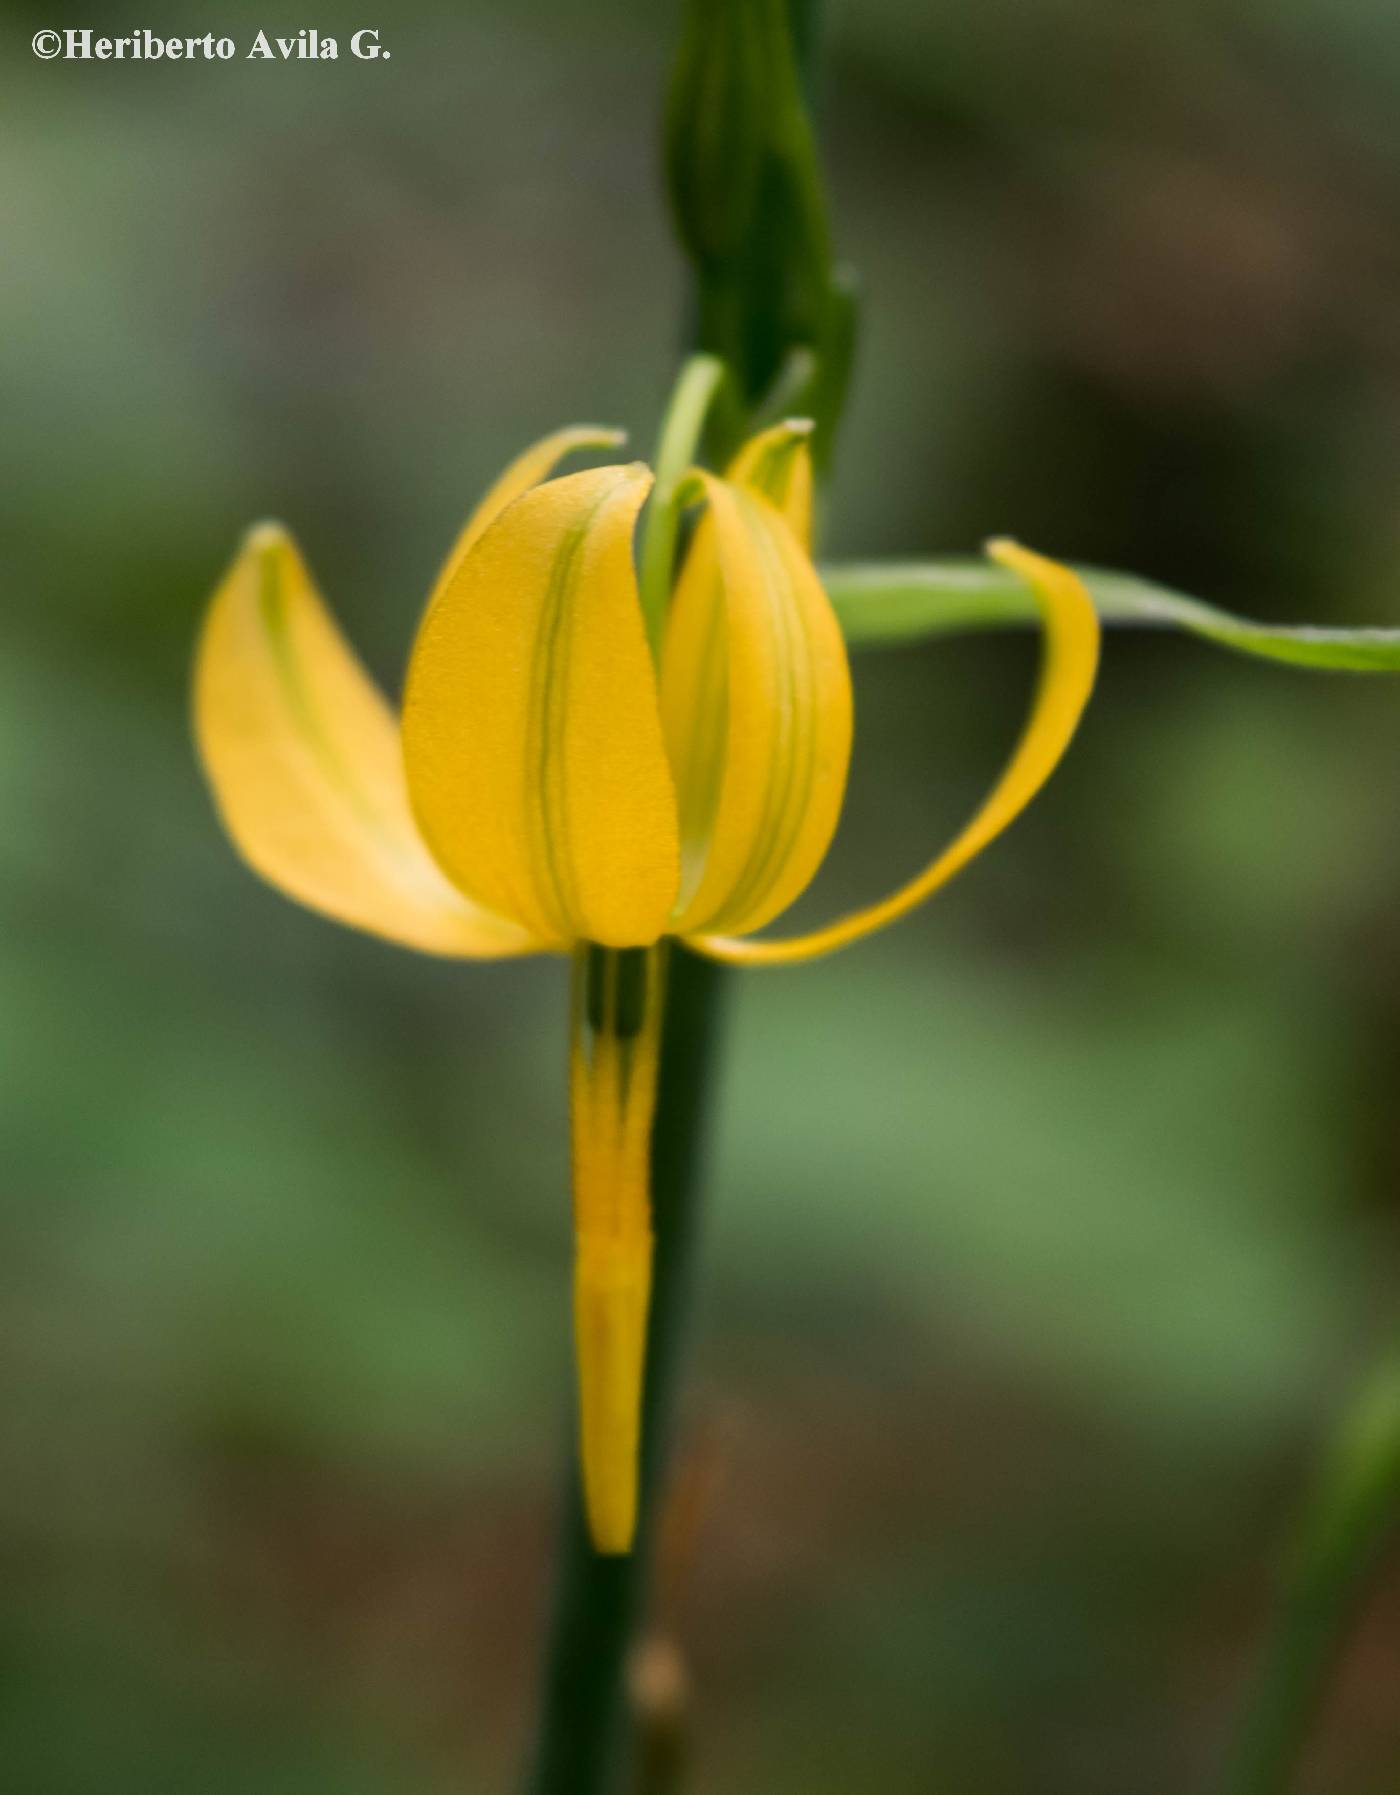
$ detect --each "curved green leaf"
[823,559,1400,672]
[1224,1359,1400,1795]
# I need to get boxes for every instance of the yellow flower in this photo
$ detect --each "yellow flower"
[193,420,1099,1553]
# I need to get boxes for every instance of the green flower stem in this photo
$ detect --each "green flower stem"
[521,945,728,1795]
[522,2,830,1785]
[1223,1362,1400,1795]
[637,354,727,658]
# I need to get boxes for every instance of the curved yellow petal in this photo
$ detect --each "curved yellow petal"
[726,418,815,546]
[432,424,627,600]
[662,469,853,936]
[691,539,1101,965]
[194,523,539,958]
[402,465,681,948]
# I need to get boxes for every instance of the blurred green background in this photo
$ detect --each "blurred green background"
[4,1,1400,1790]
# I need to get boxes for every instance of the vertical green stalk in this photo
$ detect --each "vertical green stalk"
[522,345,732,1795]
[522,3,841,1788]
[521,946,727,1795]
[664,0,848,466]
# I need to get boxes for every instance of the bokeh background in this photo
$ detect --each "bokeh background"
[4,1,1400,1790]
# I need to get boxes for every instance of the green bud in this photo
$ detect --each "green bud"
[664,0,857,470]
[664,0,768,265]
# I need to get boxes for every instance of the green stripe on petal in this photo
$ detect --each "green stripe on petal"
[403,465,681,949]
[663,472,852,938]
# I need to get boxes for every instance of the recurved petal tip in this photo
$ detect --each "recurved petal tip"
[241,519,292,554]
[193,524,540,959]
[691,537,1100,966]
[433,425,634,586]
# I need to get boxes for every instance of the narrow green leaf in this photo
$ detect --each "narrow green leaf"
[1224,1360,1400,1795]
[823,559,1400,672]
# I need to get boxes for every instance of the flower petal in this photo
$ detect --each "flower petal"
[726,417,815,544]
[402,465,681,948]
[662,467,853,936]
[194,524,539,958]
[691,539,1101,965]
[432,424,627,597]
